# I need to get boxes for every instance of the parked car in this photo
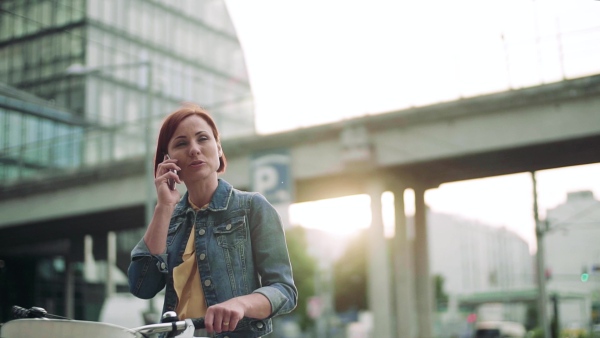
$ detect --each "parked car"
[474,321,526,338]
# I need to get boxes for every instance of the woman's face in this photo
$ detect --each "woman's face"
[166,115,222,184]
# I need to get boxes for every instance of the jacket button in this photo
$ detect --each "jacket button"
[160,262,166,269]
[198,229,205,236]
[225,224,232,230]
[199,253,206,260]
[256,322,264,329]
[204,279,211,287]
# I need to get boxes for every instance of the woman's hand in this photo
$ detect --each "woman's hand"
[155,155,181,205]
[143,156,181,255]
[204,293,271,334]
[204,298,245,334]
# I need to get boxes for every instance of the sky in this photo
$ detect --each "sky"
[224,0,600,251]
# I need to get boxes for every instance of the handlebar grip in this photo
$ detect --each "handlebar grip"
[12,305,48,319]
[11,306,47,319]
[191,317,205,329]
[11,306,30,319]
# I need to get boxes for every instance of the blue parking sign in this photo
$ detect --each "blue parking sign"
[251,150,292,204]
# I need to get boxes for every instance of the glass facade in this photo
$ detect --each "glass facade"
[0,1,86,116]
[0,0,254,178]
[0,84,85,182]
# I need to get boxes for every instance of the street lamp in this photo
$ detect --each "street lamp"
[531,171,551,338]
[65,60,155,311]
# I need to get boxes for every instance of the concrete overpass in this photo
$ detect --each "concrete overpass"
[1,74,599,337]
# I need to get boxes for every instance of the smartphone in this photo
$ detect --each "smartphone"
[165,154,176,191]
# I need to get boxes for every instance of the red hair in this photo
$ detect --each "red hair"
[154,104,226,176]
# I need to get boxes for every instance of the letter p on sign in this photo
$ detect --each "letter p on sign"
[251,150,292,204]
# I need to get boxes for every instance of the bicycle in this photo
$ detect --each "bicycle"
[1,306,207,338]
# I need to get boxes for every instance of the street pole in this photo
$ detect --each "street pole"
[532,171,550,338]
[144,61,154,238]
[143,61,157,317]
[106,231,116,297]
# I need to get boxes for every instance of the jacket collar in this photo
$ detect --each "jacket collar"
[172,178,232,217]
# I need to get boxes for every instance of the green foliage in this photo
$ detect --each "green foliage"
[559,329,589,338]
[333,229,368,312]
[285,226,318,330]
[527,327,544,338]
[434,274,449,310]
[525,303,538,331]
[526,327,590,338]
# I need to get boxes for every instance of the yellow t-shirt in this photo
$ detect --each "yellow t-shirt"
[172,199,208,319]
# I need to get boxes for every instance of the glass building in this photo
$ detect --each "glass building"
[0,0,254,178]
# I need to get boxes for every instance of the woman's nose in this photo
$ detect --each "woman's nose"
[189,143,201,156]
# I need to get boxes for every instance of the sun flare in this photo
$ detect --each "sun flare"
[289,191,411,238]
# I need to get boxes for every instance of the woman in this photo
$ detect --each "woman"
[128,104,297,337]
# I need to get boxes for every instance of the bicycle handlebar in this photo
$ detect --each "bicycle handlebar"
[11,306,49,319]
[131,318,205,335]
[10,305,205,336]
[191,318,205,329]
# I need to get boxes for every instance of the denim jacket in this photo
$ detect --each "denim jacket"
[128,178,297,338]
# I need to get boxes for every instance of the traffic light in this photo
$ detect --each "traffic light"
[581,273,589,282]
[581,267,589,282]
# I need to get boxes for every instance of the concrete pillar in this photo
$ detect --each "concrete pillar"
[413,186,434,338]
[366,178,394,338]
[64,254,75,319]
[84,235,95,280]
[389,180,416,338]
[64,236,84,319]
[106,231,116,297]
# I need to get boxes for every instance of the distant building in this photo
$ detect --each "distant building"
[428,211,534,296]
[544,190,600,330]
[426,211,535,336]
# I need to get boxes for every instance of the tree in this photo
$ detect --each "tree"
[333,229,368,313]
[434,274,449,311]
[285,226,318,331]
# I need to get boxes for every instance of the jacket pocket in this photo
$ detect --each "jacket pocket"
[214,215,247,248]
[166,221,183,246]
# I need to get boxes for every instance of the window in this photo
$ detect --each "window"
[39,1,54,28]
[56,2,68,26]
[100,89,113,124]
[140,4,149,42]
[0,108,7,150]
[0,49,7,75]
[0,9,14,40]
[70,85,85,116]
[88,0,102,21]
[70,27,84,58]
[25,2,39,35]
